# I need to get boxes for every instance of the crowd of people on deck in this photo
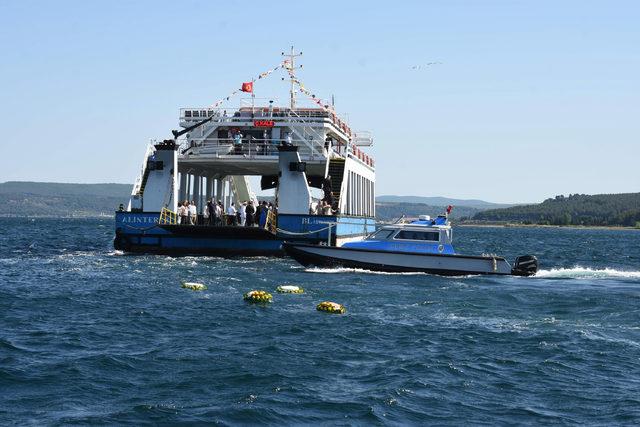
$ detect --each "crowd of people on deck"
[174,174,338,227]
[176,199,275,227]
[308,174,337,215]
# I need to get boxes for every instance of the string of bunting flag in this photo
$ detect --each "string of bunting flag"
[284,65,375,167]
[209,63,284,109]
[284,66,354,139]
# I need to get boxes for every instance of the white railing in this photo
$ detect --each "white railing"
[179,138,331,160]
[178,107,353,136]
[131,143,154,196]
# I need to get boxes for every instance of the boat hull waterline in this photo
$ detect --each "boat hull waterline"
[283,243,537,276]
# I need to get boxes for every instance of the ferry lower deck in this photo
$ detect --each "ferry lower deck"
[114,211,375,256]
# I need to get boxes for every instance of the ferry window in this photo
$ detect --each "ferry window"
[193,111,200,118]
[185,110,192,117]
[394,230,440,241]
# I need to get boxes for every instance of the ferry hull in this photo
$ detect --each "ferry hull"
[283,243,518,276]
[114,211,375,256]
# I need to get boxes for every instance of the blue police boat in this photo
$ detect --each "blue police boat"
[283,213,538,276]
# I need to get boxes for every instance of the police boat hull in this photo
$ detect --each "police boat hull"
[283,243,538,277]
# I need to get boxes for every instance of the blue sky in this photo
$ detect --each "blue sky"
[0,0,638,203]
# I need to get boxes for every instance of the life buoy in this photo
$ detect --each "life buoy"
[244,290,273,303]
[317,301,346,314]
[182,282,207,291]
[276,285,304,294]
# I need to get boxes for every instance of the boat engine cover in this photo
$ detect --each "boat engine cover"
[511,255,538,276]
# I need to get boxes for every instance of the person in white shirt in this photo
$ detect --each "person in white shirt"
[216,201,223,226]
[322,201,333,216]
[179,201,189,224]
[239,201,247,226]
[226,204,237,225]
[189,200,197,225]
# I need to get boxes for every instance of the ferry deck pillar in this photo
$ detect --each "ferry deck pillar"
[179,172,187,203]
[216,179,223,205]
[193,175,201,211]
[205,176,213,205]
[224,177,232,208]
[184,173,191,202]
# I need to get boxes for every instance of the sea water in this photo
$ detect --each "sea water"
[1,218,639,424]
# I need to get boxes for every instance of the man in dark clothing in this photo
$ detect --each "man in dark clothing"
[322,175,333,205]
[255,201,263,226]
[207,199,216,226]
[246,201,256,226]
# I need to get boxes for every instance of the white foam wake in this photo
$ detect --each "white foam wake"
[303,267,429,276]
[535,267,640,279]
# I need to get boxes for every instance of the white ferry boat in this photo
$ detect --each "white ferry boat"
[114,50,376,255]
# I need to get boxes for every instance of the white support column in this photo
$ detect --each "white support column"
[205,177,212,205]
[193,174,201,211]
[216,178,223,204]
[185,174,192,202]
[224,177,232,209]
[199,176,205,213]
[179,172,187,203]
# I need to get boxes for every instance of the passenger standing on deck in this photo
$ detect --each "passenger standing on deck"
[322,175,333,205]
[189,200,197,225]
[226,204,237,226]
[207,199,216,225]
[233,131,243,154]
[259,202,269,228]
[254,201,263,226]
[246,201,255,226]
[239,201,247,226]
[216,201,223,226]
[322,201,333,216]
[179,201,188,224]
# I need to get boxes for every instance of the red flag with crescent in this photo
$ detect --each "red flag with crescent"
[241,82,253,93]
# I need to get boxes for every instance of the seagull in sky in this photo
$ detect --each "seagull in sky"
[411,62,442,70]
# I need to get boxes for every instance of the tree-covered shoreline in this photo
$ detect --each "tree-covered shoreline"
[472,193,640,227]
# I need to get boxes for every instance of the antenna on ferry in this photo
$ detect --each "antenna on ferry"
[282,46,302,110]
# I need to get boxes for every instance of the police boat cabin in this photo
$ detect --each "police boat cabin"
[114,52,376,256]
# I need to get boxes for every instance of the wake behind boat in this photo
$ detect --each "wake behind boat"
[284,209,538,276]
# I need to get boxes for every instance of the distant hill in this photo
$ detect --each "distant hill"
[376,195,514,210]
[0,181,131,217]
[375,202,481,222]
[10,183,633,226]
[473,193,640,227]
[1,181,493,219]
[0,181,131,198]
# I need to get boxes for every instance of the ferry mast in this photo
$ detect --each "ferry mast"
[282,46,302,109]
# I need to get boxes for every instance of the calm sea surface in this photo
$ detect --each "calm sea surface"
[1,218,640,425]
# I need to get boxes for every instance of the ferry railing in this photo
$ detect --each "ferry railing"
[265,210,277,233]
[180,138,330,160]
[178,107,352,136]
[159,207,177,225]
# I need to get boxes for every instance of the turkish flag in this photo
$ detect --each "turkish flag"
[241,82,253,93]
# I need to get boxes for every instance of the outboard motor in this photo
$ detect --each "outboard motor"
[511,255,538,276]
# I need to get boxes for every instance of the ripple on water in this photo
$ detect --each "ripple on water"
[1,219,640,424]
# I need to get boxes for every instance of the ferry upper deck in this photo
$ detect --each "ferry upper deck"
[176,105,374,177]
